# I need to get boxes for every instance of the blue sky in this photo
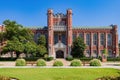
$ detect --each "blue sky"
[0,0,120,40]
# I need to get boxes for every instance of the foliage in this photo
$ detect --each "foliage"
[53,60,63,66]
[36,59,46,66]
[37,45,47,56]
[1,20,36,58]
[71,37,86,58]
[15,59,26,66]
[37,35,46,46]
[70,59,82,66]
[90,59,101,66]
[66,55,73,61]
[43,54,54,61]
[103,48,108,56]
[23,42,37,57]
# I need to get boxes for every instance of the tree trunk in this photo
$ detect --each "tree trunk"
[16,53,20,58]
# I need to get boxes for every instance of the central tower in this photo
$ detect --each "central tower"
[47,9,72,58]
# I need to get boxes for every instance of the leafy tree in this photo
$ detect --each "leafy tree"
[37,35,46,46]
[2,40,24,58]
[24,42,37,57]
[71,37,86,58]
[1,20,36,57]
[37,45,47,56]
[103,48,108,56]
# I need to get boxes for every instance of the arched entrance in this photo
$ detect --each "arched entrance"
[56,50,64,58]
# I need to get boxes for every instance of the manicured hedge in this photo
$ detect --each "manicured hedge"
[36,59,46,66]
[66,55,73,61]
[53,60,63,66]
[70,59,82,66]
[90,59,101,66]
[15,59,26,66]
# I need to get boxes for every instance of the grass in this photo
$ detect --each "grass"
[0,68,120,80]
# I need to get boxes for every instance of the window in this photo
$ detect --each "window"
[100,33,105,45]
[73,34,76,40]
[107,34,112,46]
[92,50,97,57]
[54,34,58,44]
[86,50,90,57]
[61,34,66,44]
[93,33,98,45]
[86,33,90,46]
[108,49,112,57]
[79,33,83,39]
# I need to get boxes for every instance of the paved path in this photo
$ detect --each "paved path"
[0,59,120,69]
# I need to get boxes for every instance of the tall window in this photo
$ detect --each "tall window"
[100,33,105,46]
[79,33,83,39]
[107,34,112,46]
[86,50,90,57]
[54,34,58,44]
[93,33,98,45]
[86,33,90,46]
[61,34,66,44]
[108,49,112,57]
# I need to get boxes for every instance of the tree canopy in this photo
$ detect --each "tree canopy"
[71,37,86,58]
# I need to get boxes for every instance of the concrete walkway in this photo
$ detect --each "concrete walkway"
[0,61,120,69]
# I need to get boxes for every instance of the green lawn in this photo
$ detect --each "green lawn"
[0,68,120,80]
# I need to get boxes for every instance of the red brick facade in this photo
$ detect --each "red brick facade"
[32,9,119,58]
[0,9,119,58]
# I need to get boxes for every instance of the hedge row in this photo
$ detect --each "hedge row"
[16,59,101,66]
[0,57,54,61]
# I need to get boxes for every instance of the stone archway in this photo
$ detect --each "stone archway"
[56,50,64,58]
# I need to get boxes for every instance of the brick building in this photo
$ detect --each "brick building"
[31,9,119,58]
[0,9,119,58]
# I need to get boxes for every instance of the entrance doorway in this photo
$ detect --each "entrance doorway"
[56,50,64,58]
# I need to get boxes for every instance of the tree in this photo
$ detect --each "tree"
[37,45,47,56]
[2,40,24,58]
[71,37,86,58]
[37,35,46,46]
[2,20,35,58]
[24,42,37,57]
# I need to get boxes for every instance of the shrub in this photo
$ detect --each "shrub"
[90,59,101,66]
[66,55,73,61]
[70,59,82,66]
[53,60,63,66]
[44,57,54,61]
[15,59,26,66]
[36,59,46,66]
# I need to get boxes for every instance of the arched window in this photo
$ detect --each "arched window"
[86,33,90,46]
[107,34,112,46]
[93,33,98,45]
[100,33,105,45]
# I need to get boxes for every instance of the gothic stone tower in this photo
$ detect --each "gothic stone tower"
[47,9,72,58]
